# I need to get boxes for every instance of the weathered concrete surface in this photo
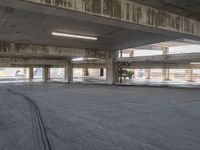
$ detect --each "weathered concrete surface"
[0,83,200,150]
[72,59,106,68]
[0,0,199,50]
[0,54,199,69]
[71,52,200,69]
[117,52,200,69]
[132,0,200,21]
[0,3,173,51]
[0,57,69,67]
[119,62,200,69]
[22,0,200,37]
[72,62,200,69]
[117,52,200,63]
[0,41,110,59]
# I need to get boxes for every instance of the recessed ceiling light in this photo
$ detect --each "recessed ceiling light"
[52,31,98,40]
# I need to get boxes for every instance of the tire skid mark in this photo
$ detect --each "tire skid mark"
[7,89,52,150]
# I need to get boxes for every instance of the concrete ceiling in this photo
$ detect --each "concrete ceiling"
[133,0,200,21]
[0,6,175,51]
[1,0,200,51]
[151,39,200,48]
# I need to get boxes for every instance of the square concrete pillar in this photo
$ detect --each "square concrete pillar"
[185,69,193,82]
[43,66,50,82]
[129,51,135,79]
[29,67,34,81]
[64,62,73,83]
[23,68,28,78]
[162,47,169,80]
[145,69,151,79]
[106,51,119,84]
[130,50,134,57]
[162,68,170,80]
[100,68,104,77]
[106,59,119,84]
[82,68,89,76]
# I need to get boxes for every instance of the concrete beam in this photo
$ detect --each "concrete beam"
[135,45,165,51]
[117,52,200,63]
[73,61,200,69]
[72,54,200,69]
[119,62,200,69]
[0,57,69,67]
[72,63,105,69]
[72,59,106,64]
[0,54,199,70]
[72,59,106,68]
[15,0,200,37]
[0,41,110,59]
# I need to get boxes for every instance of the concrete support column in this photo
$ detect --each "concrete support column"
[119,50,123,58]
[64,62,73,83]
[118,50,123,83]
[100,68,104,77]
[43,66,50,82]
[130,50,135,78]
[145,69,151,79]
[162,47,170,80]
[106,60,119,84]
[185,69,193,82]
[130,50,134,57]
[106,52,119,84]
[162,68,170,80]
[83,68,89,76]
[29,67,34,81]
[23,68,28,78]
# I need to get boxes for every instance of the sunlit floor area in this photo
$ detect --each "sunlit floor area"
[73,76,106,84]
[1,77,200,89]
[73,77,200,88]
[0,83,200,150]
[119,79,200,88]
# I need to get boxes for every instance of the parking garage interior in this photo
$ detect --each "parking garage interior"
[0,0,200,150]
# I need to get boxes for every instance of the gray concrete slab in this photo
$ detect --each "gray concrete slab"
[0,83,200,150]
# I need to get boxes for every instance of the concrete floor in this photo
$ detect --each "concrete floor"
[1,77,200,88]
[73,76,200,88]
[0,83,200,150]
[122,79,200,88]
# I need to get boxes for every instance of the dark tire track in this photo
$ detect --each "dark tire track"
[7,89,52,150]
